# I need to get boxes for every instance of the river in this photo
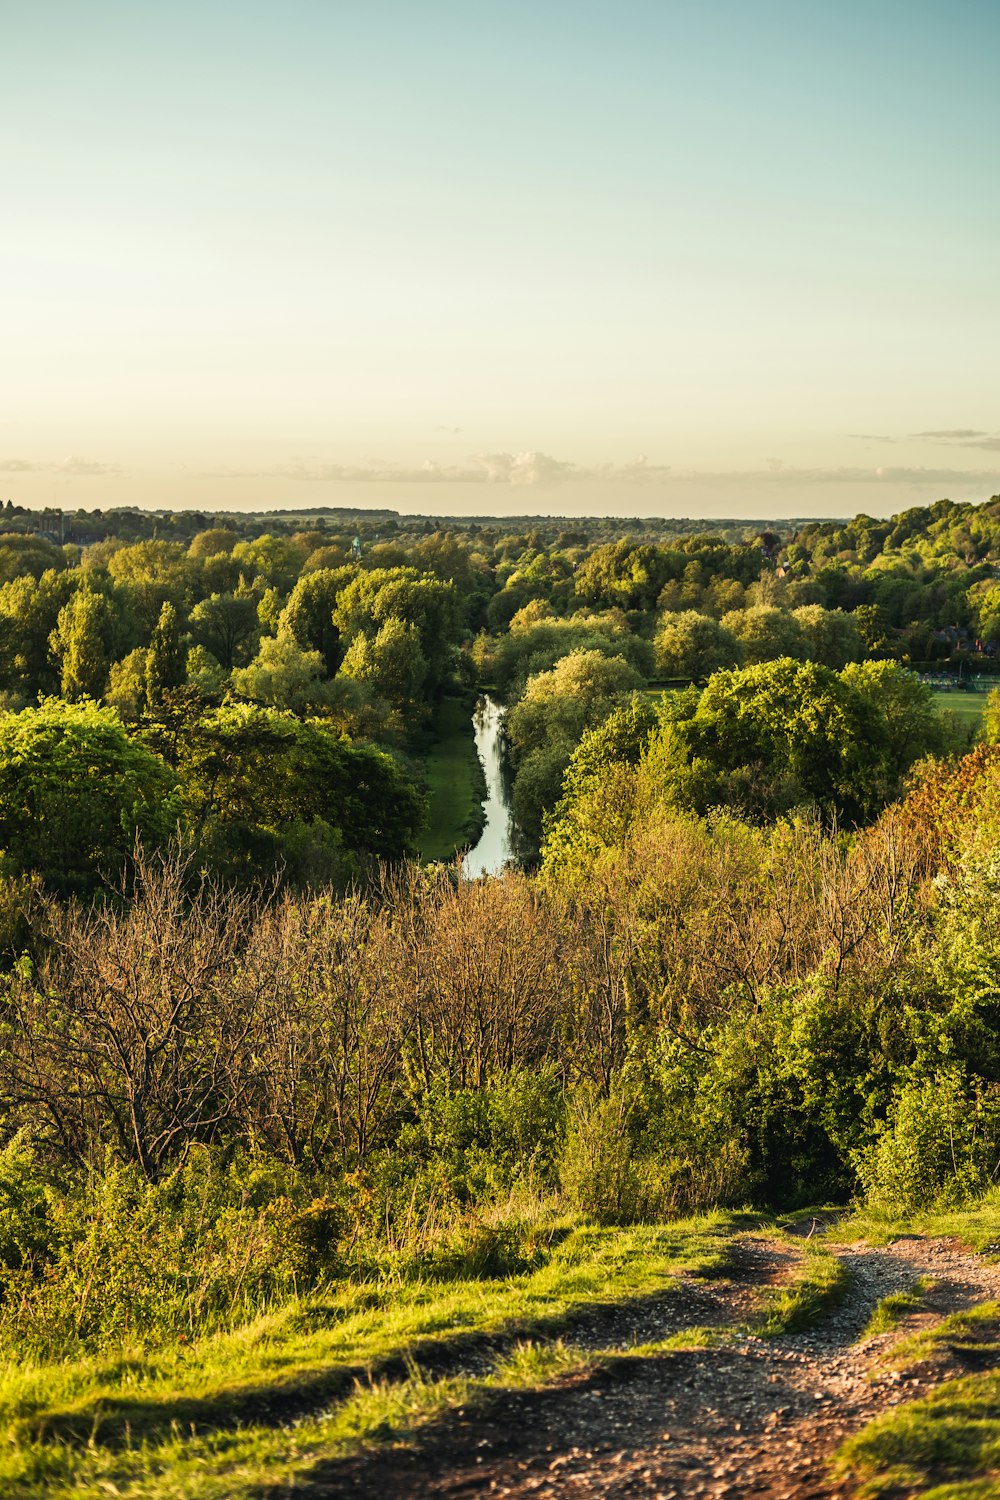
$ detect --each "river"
[461,694,515,878]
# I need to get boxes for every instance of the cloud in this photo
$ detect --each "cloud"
[591,455,673,484]
[58,455,121,476]
[675,463,1000,487]
[198,452,1000,494]
[476,451,674,485]
[204,461,482,483]
[0,456,120,477]
[909,430,1000,454]
[849,434,895,444]
[475,451,576,485]
[203,451,675,487]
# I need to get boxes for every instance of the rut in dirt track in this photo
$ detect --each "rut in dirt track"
[258,1234,1000,1500]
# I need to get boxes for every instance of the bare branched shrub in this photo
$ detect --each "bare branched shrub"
[238,892,404,1164]
[383,868,566,1092]
[0,851,258,1178]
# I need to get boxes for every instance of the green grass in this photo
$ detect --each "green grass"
[753,1243,851,1336]
[860,1278,937,1341]
[878,1302,1000,1375]
[417,693,487,863]
[931,690,987,729]
[836,1370,1000,1498]
[832,1188,1000,1255]
[0,1215,747,1499]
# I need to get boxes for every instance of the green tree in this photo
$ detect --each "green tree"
[0,700,179,894]
[187,527,239,560]
[974,584,1000,648]
[189,591,260,670]
[231,534,309,591]
[792,605,864,669]
[506,650,644,853]
[159,703,423,879]
[573,540,672,610]
[185,645,227,698]
[49,587,110,701]
[0,568,75,697]
[540,700,659,874]
[842,660,946,779]
[853,603,898,656]
[145,601,186,708]
[654,610,742,679]
[492,614,653,696]
[506,650,644,761]
[982,687,1000,744]
[106,648,149,717]
[280,568,345,674]
[105,540,192,635]
[339,617,427,713]
[685,658,887,821]
[0,533,67,583]
[720,605,808,665]
[231,632,330,713]
[332,567,461,694]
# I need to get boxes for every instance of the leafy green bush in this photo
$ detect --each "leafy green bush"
[0,1133,55,1287]
[399,1070,565,1205]
[858,1065,1000,1210]
[0,1147,345,1357]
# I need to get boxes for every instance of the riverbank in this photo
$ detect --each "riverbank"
[416,692,488,864]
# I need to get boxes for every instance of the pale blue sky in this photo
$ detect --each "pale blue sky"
[3,1,999,516]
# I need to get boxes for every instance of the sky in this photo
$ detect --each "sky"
[3,0,999,521]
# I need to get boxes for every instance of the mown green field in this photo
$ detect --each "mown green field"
[931,689,988,729]
[417,694,487,863]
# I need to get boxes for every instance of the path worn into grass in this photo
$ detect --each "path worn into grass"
[281,1234,1000,1500]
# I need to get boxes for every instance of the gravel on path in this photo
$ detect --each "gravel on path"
[272,1234,1000,1500]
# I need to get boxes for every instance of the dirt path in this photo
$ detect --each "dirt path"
[283,1235,1000,1500]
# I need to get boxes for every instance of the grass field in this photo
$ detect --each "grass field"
[931,689,990,731]
[417,693,487,863]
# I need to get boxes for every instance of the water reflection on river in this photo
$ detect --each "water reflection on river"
[461,694,514,878]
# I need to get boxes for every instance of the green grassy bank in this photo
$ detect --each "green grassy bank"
[417,693,487,863]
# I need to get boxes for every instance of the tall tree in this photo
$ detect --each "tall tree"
[145,601,186,708]
[49,587,110,701]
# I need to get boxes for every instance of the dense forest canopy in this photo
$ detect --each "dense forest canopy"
[0,493,998,886]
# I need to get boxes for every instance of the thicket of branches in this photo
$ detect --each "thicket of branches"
[0,801,948,1202]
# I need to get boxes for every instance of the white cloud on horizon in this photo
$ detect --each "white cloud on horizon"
[0,456,121,477]
[204,452,675,486]
[199,452,1000,490]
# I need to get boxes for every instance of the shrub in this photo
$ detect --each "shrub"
[858,1065,1000,1210]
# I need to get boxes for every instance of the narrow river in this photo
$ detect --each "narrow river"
[461,694,514,878]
